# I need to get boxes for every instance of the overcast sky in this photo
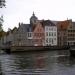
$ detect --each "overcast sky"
[0,0,75,31]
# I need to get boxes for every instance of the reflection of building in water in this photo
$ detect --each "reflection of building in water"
[0,61,2,75]
[34,54,46,68]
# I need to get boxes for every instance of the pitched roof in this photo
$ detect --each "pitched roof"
[42,20,56,26]
[18,23,30,32]
[57,20,70,30]
[32,22,42,31]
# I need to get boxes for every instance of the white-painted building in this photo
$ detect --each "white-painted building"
[44,20,57,46]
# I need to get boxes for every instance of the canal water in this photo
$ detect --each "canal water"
[0,50,75,75]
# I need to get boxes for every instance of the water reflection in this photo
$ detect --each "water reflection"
[0,61,2,75]
[0,50,75,75]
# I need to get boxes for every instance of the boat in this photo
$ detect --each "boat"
[69,46,75,56]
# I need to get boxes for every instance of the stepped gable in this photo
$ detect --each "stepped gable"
[57,20,70,30]
[32,22,42,31]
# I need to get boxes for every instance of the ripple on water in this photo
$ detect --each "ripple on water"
[0,51,75,75]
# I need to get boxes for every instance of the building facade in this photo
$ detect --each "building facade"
[0,13,63,47]
[43,20,57,46]
[57,20,70,46]
[67,20,75,46]
[33,22,44,46]
[12,23,33,46]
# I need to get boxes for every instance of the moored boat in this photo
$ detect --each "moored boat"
[69,46,75,57]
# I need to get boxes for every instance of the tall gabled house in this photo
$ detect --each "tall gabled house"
[42,20,57,46]
[67,20,75,46]
[33,22,44,46]
[57,20,70,46]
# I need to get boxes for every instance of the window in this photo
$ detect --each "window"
[49,28,51,31]
[46,38,48,43]
[28,33,30,37]
[49,32,51,36]
[54,38,56,40]
[46,27,48,31]
[46,32,48,36]
[54,27,56,31]
[52,39,53,44]
[28,32,32,37]
[51,28,53,31]
[49,38,51,42]
[52,33,53,36]
[54,32,56,36]
[29,33,31,37]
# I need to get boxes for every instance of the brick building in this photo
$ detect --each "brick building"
[57,20,70,46]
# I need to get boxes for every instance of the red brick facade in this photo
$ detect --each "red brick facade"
[33,22,44,46]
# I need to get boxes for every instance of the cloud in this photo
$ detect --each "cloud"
[2,0,75,31]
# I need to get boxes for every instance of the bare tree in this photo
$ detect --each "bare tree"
[0,0,5,8]
[0,0,6,31]
[0,15,3,31]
